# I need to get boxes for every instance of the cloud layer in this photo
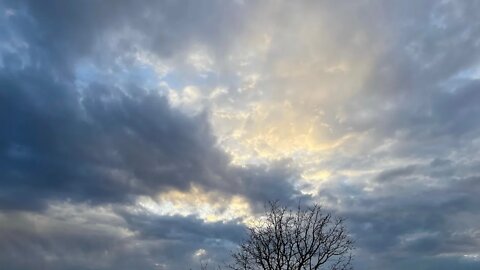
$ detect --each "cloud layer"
[1,0,480,269]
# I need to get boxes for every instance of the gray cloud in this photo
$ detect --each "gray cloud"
[318,164,480,269]
[0,206,247,270]
[0,65,304,211]
[0,68,219,209]
[2,0,249,75]
[1,0,480,269]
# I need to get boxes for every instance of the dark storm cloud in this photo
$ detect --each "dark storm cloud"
[0,66,223,209]
[0,65,304,210]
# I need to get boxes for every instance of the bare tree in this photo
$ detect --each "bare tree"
[228,201,354,270]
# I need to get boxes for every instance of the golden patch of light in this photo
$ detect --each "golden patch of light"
[208,1,376,166]
[215,102,355,164]
[212,113,350,166]
[136,186,253,223]
[210,32,373,166]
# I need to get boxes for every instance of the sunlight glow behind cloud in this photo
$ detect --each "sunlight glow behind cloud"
[1,0,480,269]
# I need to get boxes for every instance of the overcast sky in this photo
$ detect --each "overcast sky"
[1,0,480,269]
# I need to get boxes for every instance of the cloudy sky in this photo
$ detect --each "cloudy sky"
[1,0,480,269]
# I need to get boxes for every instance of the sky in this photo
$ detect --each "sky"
[1,0,480,269]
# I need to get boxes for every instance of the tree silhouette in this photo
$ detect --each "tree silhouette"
[228,201,354,270]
